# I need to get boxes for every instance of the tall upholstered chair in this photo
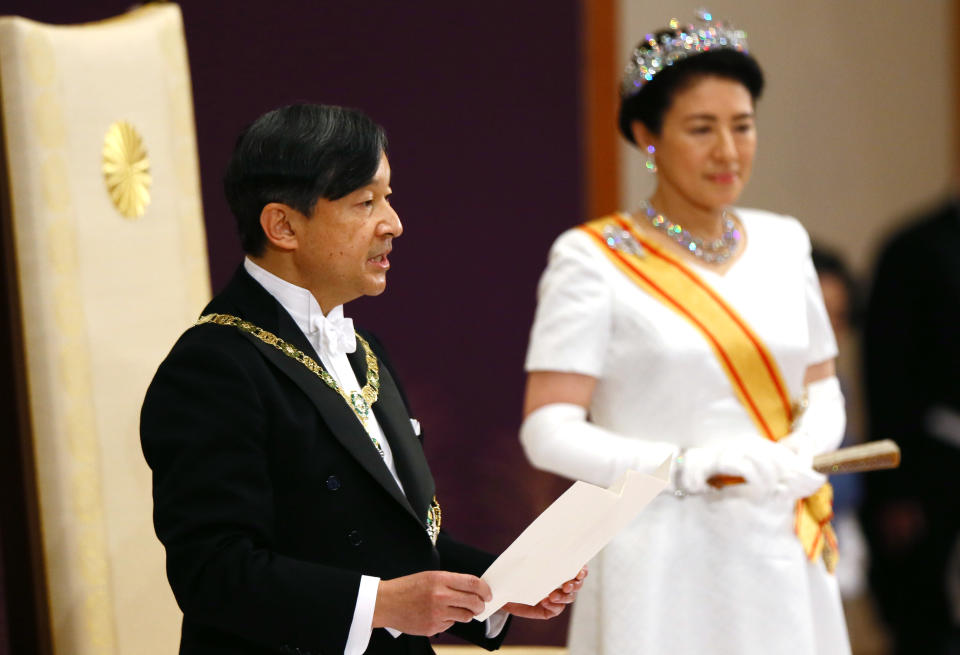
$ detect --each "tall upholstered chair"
[0,4,209,653]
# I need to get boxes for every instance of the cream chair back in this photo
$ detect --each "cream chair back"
[0,5,208,653]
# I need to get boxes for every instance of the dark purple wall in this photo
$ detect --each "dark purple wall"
[1,1,583,648]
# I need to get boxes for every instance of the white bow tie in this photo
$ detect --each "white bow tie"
[309,314,356,357]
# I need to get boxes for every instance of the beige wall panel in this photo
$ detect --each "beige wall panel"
[617,1,953,272]
[0,5,209,654]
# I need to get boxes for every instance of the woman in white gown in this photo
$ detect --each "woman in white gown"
[520,12,852,655]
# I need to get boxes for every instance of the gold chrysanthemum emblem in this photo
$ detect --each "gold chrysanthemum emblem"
[102,120,152,218]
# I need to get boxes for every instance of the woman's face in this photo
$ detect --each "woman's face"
[636,76,756,214]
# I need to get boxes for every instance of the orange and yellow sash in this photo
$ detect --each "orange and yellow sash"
[581,215,837,571]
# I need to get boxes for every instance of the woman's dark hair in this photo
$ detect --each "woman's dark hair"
[223,104,387,255]
[618,44,765,143]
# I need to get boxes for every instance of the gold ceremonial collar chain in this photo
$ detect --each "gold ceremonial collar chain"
[197,313,443,545]
[197,313,384,456]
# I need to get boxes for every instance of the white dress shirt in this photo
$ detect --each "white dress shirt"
[244,258,505,653]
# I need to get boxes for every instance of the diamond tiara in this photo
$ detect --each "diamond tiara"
[621,10,749,99]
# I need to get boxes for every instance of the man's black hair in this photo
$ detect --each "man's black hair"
[223,104,387,255]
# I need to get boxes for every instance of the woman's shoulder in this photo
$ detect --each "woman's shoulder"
[536,215,632,283]
[735,206,804,228]
[736,206,811,253]
[554,212,641,244]
[547,218,617,260]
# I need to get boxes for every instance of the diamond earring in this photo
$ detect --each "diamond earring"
[645,145,657,173]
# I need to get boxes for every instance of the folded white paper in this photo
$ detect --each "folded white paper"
[477,459,670,620]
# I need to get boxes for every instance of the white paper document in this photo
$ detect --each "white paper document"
[477,459,670,620]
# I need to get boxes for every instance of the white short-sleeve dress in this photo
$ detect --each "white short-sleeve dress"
[525,208,851,655]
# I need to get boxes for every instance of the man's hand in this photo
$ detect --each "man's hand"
[373,570,492,636]
[502,566,588,620]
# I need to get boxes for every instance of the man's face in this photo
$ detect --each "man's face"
[291,153,401,312]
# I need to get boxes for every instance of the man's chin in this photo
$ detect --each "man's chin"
[364,281,388,297]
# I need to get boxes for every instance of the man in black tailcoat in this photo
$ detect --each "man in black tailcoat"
[141,104,582,655]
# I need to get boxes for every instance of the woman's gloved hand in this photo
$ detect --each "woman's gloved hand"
[676,438,826,499]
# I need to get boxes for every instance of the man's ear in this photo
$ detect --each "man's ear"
[259,203,299,251]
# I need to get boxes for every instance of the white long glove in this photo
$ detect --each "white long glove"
[520,403,677,488]
[778,375,847,458]
[521,376,843,498]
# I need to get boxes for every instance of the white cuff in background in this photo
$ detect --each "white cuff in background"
[927,404,960,448]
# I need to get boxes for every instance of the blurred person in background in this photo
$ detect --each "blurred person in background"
[518,12,850,655]
[860,198,960,655]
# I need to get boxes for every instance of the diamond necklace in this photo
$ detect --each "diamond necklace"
[639,200,743,264]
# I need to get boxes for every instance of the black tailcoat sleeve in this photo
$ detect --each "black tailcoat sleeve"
[140,266,508,654]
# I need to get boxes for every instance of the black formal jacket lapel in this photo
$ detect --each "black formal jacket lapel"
[206,267,429,527]
[349,345,436,527]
